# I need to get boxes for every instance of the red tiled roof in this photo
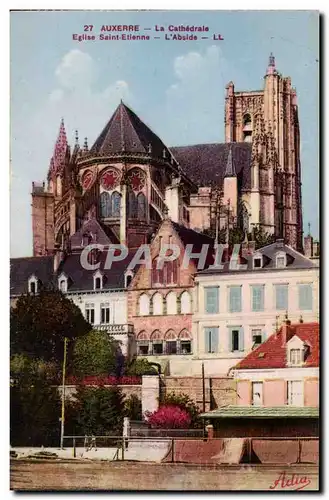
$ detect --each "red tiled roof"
[235,322,319,370]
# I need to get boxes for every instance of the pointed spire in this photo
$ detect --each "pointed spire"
[83,137,88,152]
[308,222,311,237]
[75,130,79,145]
[266,52,277,75]
[48,118,68,178]
[224,145,236,177]
[120,101,125,152]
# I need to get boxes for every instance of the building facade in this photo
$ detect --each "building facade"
[127,217,214,375]
[192,240,319,376]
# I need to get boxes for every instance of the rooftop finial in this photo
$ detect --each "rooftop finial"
[308,222,311,236]
[224,145,236,177]
[83,137,88,152]
[266,52,276,75]
[75,130,79,145]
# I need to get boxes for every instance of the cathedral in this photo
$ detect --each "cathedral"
[31,54,303,257]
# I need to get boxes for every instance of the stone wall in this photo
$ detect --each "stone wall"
[162,376,237,411]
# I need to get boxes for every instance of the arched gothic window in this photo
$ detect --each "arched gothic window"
[137,331,150,356]
[100,191,111,218]
[150,330,163,355]
[180,291,191,314]
[139,294,150,316]
[152,258,178,286]
[165,329,177,354]
[166,291,177,315]
[128,189,138,219]
[152,292,163,315]
[137,192,147,220]
[111,191,121,217]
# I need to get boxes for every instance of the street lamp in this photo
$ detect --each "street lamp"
[60,337,68,449]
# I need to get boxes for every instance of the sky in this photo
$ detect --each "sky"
[10,10,319,257]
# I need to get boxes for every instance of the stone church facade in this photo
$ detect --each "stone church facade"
[31,54,303,256]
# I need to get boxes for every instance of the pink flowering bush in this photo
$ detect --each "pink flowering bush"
[66,375,141,386]
[147,405,191,429]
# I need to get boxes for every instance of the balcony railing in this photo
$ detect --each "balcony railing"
[94,324,134,334]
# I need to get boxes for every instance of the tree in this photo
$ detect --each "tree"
[124,394,142,421]
[71,386,125,436]
[252,226,276,249]
[162,392,202,428]
[147,405,191,429]
[73,330,122,378]
[125,358,158,376]
[10,291,90,363]
[10,372,61,447]
[10,353,60,384]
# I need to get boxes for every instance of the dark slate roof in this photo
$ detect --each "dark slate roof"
[10,256,54,296]
[170,142,252,188]
[90,102,172,159]
[57,249,138,292]
[171,221,215,269]
[70,218,119,250]
[198,240,318,276]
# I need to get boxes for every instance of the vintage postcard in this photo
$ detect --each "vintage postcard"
[10,9,320,491]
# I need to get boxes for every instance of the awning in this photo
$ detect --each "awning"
[201,405,319,419]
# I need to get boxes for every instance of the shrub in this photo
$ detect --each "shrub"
[147,405,191,429]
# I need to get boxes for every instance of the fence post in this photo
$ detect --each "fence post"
[122,437,125,461]
[249,438,252,464]
[73,437,76,458]
[171,439,174,463]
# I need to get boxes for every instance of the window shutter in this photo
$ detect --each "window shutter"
[275,284,288,310]
[212,328,219,353]
[239,327,244,352]
[204,328,210,353]
[299,284,313,311]
[205,287,219,314]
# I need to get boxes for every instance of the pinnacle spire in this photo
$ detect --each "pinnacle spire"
[224,145,236,177]
[48,118,68,178]
[266,52,277,75]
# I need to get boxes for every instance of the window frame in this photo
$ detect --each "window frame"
[228,285,242,313]
[274,283,288,311]
[204,286,219,314]
[251,284,265,312]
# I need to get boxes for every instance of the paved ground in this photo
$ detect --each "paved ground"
[10,459,319,491]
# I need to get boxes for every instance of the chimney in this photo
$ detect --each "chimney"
[281,312,291,347]
[275,238,284,249]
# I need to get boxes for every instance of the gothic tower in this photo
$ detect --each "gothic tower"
[224,54,303,250]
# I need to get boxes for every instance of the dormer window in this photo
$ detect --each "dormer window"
[93,270,103,290]
[287,335,306,366]
[290,348,302,365]
[58,273,68,293]
[125,271,134,288]
[28,275,38,294]
[253,254,263,269]
[276,252,286,268]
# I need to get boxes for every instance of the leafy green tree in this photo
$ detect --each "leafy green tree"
[71,386,125,436]
[10,353,59,383]
[10,372,61,447]
[73,330,121,378]
[124,394,142,421]
[10,291,90,363]
[162,392,202,428]
[125,358,158,376]
[252,226,276,249]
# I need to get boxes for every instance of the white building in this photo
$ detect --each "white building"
[192,240,319,376]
